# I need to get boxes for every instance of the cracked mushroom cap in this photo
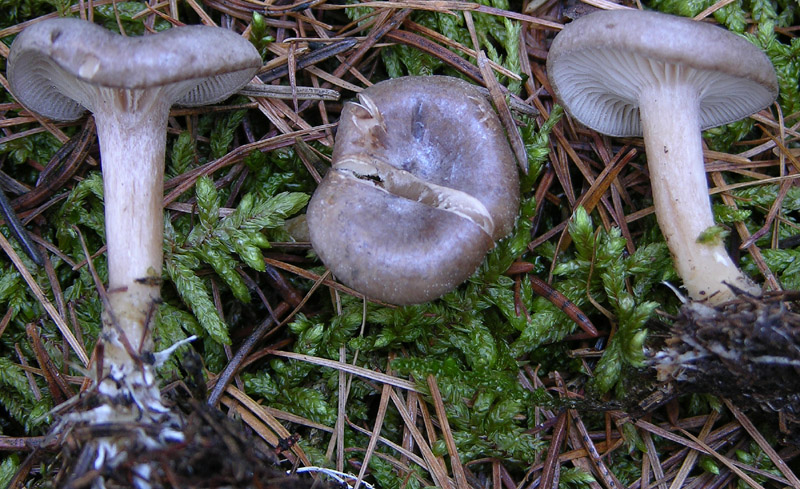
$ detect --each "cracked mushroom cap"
[7,17,261,121]
[546,9,778,137]
[307,76,519,305]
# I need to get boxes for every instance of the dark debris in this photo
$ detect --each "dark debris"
[652,291,800,445]
[13,391,344,489]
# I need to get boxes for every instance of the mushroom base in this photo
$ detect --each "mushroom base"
[97,283,164,417]
[41,392,339,488]
[42,284,329,488]
[49,284,180,489]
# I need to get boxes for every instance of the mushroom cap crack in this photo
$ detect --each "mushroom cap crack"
[335,156,496,238]
[307,76,519,305]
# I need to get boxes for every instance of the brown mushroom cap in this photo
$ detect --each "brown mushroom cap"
[547,9,778,137]
[8,17,261,121]
[307,76,519,305]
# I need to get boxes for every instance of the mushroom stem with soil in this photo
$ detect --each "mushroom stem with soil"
[547,9,778,304]
[7,17,261,483]
[94,97,170,401]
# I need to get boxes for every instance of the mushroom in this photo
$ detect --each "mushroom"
[307,76,519,305]
[547,9,777,304]
[7,18,261,410]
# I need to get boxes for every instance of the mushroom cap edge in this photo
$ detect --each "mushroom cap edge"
[7,17,262,120]
[546,9,779,137]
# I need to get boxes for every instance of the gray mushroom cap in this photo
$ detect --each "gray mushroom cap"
[547,9,778,137]
[307,76,519,305]
[8,17,261,121]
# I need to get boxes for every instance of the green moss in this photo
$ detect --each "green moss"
[0,1,797,486]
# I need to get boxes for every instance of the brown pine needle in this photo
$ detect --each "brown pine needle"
[388,388,452,489]
[0,231,88,366]
[354,384,392,489]
[427,375,469,489]
[724,399,800,488]
[679,428,767,489]
[265,350,420,392]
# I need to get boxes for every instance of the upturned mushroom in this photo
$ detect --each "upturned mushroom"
[7,18,260,420]
[307,76,519,304]
[547,9,777,304]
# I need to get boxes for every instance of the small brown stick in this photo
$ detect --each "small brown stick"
[14,343,41,401]
[0,436,47,452]
[678,428,767,489]
[577,147,637,219]
[206,301,291,407]
[639,430,667,489]
[507,264,598,337]
[710,171,780,292]
[26,323,73,404]
[739,131,799,249]
[609,183,635,256]
[385,29,482,83]
[263,0,328,13]
[353,383,392,489]
[670,410,719,488]
[513,275,530,320]
[221,384,311,465]
[477,51,528,173]
[551,147,636,260]
[492,460,501,489]
[264,256,394,306]
[73,225,142,365]
[293,8,412,115]
[0,308,12,341]
[162,125,333,206]
[318,1,563,30]
[211,278,242,394]
[330,345,346,470]
[0,186,42,265]
[724,399,800,488]
[332,8,412,83]
[262,264,304,307]
[0,169,31,198]
[0,115,37,129]
[259,38,357,84]
[237,84,340,101]
[538,292,597,338]
[5,450,42,489]
[405,20,522,82]
[532,164,555,224]
[12,118,94,212]
[388,387,451,489]
[401,390,420,468]
[567,408,623,489]
[293,137,325,184]
[0,231,88,366]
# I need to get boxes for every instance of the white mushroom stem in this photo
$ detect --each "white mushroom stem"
[639,83,761,304]
[92,89,171,410]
